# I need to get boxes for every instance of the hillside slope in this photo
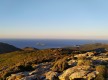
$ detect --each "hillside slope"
[0,42,20,54]
[67,43,108,53]
[1,43,108,80]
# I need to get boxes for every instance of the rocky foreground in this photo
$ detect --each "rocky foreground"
[6,51,108,80]
[0,43,108,80]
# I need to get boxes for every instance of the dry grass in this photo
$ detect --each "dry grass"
[0,49,63,79]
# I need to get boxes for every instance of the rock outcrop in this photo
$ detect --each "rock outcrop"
[0,43,108,80]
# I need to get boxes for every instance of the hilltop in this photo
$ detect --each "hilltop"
[67,43,108,53]
[0,43,108,80]
[0,42,21,54]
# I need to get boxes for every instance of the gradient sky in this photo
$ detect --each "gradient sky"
[0,0,108,39]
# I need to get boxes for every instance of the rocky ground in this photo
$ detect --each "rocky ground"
[6,52,108,80]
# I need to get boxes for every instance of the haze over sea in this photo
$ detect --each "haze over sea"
[1,39,108,49]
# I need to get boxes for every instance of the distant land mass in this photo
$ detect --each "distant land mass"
[0,42,20,54]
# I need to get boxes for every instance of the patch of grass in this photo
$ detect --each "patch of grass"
[0,49,63,79]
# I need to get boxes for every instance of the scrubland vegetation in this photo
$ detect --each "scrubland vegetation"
[0,42,108,80]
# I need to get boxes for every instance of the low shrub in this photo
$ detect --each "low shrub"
[94,73,105,80]
[52,57,69,72]
[77,60,92,66]
[95,65,107,77]
[77,56,86,60]
[77,60,84,66]
[84,60,92,66]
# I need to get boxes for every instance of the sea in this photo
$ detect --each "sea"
[0,39,108,49]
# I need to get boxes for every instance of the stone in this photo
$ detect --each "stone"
[59,68,75,80]
[86,52,95,56]
[20,74,38,80]
[68,60,77,66]
[69,70,89,80]
[29,70,38,75]
[74,54,87,58]
[87,71,97,80]
[45,71,59,80]
[7,72,29,80]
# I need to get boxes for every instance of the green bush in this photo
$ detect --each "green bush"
[77,60,92,66]
[84,60,92,66]
[77,56,86,60]
[52,57,68,72]
[77,60,84,66]
[0,49,63,79]
[94,73,105,80]
[96,65,107,77]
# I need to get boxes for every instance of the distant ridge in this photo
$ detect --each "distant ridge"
[22,47,39,51]
[0,42,21,54]
[66,43,108,53]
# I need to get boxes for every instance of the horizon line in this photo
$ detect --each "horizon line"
[1,38,108,40]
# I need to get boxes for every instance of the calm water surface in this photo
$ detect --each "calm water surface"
[0,39,108,49]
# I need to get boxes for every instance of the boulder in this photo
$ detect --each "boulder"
[7,72,29,80]
[68,60,77,66]
[29,70,39,75]
[69,70,89,80]
[20,74,38,80]
[87,71,98,80]
[59,68,75,80]
[45,71,59,80]
[74,54,87,58]
[86,52,95,56]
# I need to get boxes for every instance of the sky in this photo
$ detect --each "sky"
[0,0,108,39]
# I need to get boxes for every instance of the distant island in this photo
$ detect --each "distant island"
[0,42,108,80]
[36,42,46,46]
